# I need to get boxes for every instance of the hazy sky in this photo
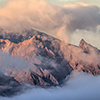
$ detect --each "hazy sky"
[0,0,100,49]
[0,0,100,7]
[46,0,100,6]
[0,0,7,6]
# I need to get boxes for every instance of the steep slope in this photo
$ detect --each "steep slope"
[0,30,72,86]
[61,39,100,75]
[0,29,100,87]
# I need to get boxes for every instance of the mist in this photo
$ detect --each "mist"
[70,26,100,49]
[0,1,100,99]
[0,51,31,71]
[0,70,100,100]
[0,51,33,83]
[0,0,100,44]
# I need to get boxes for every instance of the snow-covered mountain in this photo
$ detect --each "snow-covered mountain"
[0,29,100,96]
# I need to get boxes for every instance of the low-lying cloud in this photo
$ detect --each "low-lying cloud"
[0,1,100,99]
[0,51,31,71]
[0,71,100,100]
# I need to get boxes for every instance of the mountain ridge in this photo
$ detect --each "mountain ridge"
[0,29,100,97]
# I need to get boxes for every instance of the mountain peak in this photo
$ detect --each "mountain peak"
[79,39,90,53]
[79,39,100,54]
[0,30,100,90]
[79,39,87,48]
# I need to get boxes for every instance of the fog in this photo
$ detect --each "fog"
[70,26,100,49]
[0,51,31,71]
[0,0,100,46]
[0,1,100,99]
[0,71,100,100]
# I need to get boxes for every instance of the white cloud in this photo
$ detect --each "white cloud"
[0,0,100,48]
[0,0,100,33]
[70,25,100,49]
[1,71,100,100]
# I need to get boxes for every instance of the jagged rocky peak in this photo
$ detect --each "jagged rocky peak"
[61,39,100,75]
[0,29,73,87]
[0,28,100,90]
[79,39,100,54]
[79,39,86,45]
[79,39,90,54]
[0,28,60,43]
[0,29,100,96]
[79,39,86,48]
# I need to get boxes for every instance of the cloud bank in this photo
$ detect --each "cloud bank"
[0,1,100,99]
[0,51,31,76]
[70,28,100,49]
[0,71,100,100]
[0,0,100,41]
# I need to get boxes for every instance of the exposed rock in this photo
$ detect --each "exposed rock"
[0,73,20,97]
[61,39,100,75]
[0,29,100,89]
[0,29,72,86]
[79,39,100,54]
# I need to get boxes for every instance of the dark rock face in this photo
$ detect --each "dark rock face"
[0,29,100,97]
[0,73,20,97]
[0,29,73,87]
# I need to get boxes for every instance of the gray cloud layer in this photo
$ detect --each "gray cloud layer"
[0,71,100,100]
[0,1,100,99]
[0,51,31,74]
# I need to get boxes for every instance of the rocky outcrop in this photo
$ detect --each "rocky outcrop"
[0,29,100,88]
[0,73,20,97]
[61,39,100,75]
[0,29,72,86]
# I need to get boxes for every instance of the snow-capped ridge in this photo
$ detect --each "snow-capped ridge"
[0,31,100,89]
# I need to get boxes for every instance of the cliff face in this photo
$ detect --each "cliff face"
[61,39,100,75]
[0,29,100,87]
[0,30,72,86]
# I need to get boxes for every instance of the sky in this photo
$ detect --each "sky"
[47,0,100,6]
[0,0,100,7]
[0,0,100,49]
[0,0,7,7]
[0,1,100,99]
